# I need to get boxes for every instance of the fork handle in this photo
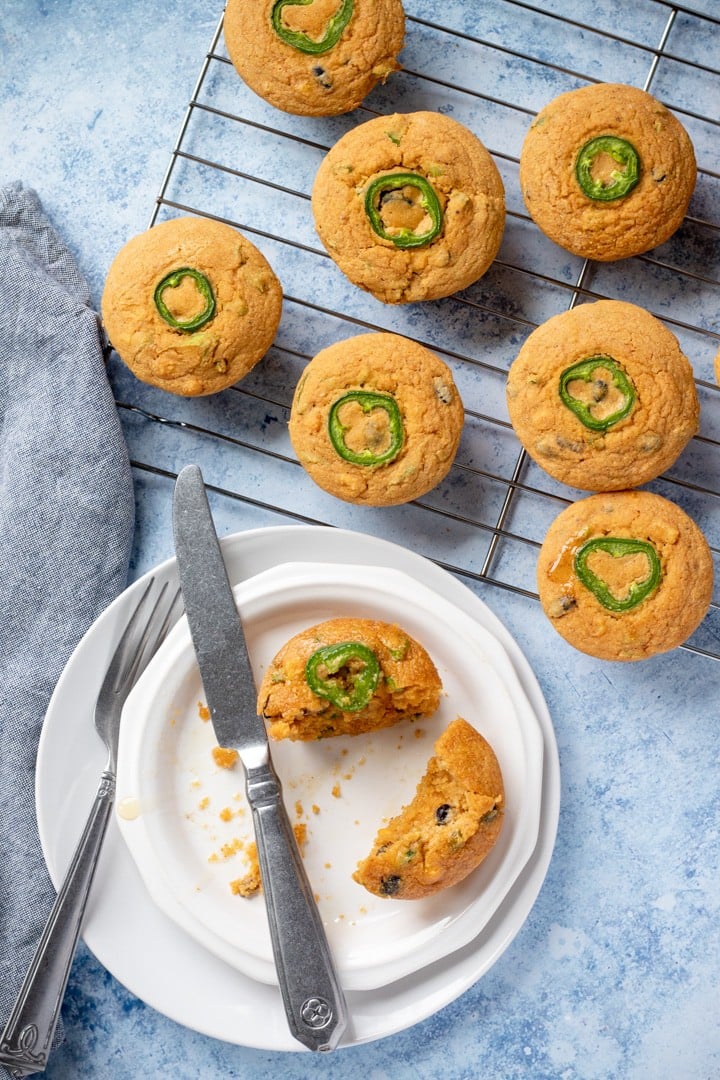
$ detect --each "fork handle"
[245,760,347,1052]
[0,773,115,1078]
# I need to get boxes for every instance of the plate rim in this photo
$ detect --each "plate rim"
[35,523,560,1051]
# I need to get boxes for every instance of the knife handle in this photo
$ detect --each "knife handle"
[244,760,348,1052]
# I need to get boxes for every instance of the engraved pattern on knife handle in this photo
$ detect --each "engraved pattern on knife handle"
[245,759,348,1052]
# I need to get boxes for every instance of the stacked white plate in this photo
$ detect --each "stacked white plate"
[37,526,560,1050]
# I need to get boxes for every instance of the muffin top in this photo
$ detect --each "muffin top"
[519,83,696,261]
[289,331,465,505]
[536,490,713,661]
[506,300,699,491]
[311,111,505,303]
[101,216,282,396]
[257,616,442,740]
[224,0,405,116]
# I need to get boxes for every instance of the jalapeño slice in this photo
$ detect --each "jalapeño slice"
[305,641,381,711]
[574,537,661,612]
[153,268,216,332]
[364,173,443,249]
[328,390,404,466]
[271,0,354,55]
[559,355,636,432]
[575,135,640,202]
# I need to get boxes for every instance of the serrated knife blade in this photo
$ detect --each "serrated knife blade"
[172,464,347,1052]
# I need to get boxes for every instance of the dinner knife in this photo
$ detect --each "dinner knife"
[172,464,347,1053]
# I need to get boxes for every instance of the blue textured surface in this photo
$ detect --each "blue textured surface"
[2,1,720,1077]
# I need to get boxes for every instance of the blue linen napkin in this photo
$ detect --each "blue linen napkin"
[0,182,135,1074]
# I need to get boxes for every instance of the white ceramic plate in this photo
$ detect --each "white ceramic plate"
[115,561,544,991]
[36,525,560,1051]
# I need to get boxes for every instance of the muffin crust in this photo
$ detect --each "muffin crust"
[519,83,696,261]
[101,216,282,396]
[311,111,505,303]
[289,331,465,505]
[536,490,713,660]
[224,0,405,116]
[506,300,699,491]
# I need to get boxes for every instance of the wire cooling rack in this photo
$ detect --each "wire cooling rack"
[110,0,720,661]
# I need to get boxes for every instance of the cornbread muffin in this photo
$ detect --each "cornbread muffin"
[353,718,504,899]
[101,216,282,396]
[258,617,442,740]
[506,300,699,491]
[224,0,405,117]
[714,346,720,387]
[537,490,713,661]
[519,83,696,261]
[289,332,465,505]
[311,111,505,303]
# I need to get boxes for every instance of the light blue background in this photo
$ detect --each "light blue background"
[2,1,719,1077]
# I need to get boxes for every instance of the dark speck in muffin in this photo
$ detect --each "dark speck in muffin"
[379,874,402,896]
[311,65,333,90]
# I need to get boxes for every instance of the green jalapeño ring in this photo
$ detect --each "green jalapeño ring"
[574,537,661,612]
[271,0,354,55]
[559,354,636,432]
[364,173,443,249]
[153,267,216,333]
[305,641,381,711]
[575,135,640,202]
[328,390,404,466]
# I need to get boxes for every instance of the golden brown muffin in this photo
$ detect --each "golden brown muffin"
[714,346,720,387]
[257,617,442,740]
[519,83,696,261]
[537,490,713,661]
[311,111,505,303]
[101,216,283,396]
[289,332,465,505]
[224,0,405,116]
[353,718,504,899]
[506,300,699,491]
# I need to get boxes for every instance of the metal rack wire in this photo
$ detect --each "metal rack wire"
[112,1,720,661]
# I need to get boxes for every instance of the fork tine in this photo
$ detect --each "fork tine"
[104,578,181,697]
[124,584,183,688]
[103,577,157,694]
[120,581,169,690]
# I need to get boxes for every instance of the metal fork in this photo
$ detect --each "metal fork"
[0,577,181,1079]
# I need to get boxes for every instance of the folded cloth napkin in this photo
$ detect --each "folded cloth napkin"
[0,182,135,1075]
